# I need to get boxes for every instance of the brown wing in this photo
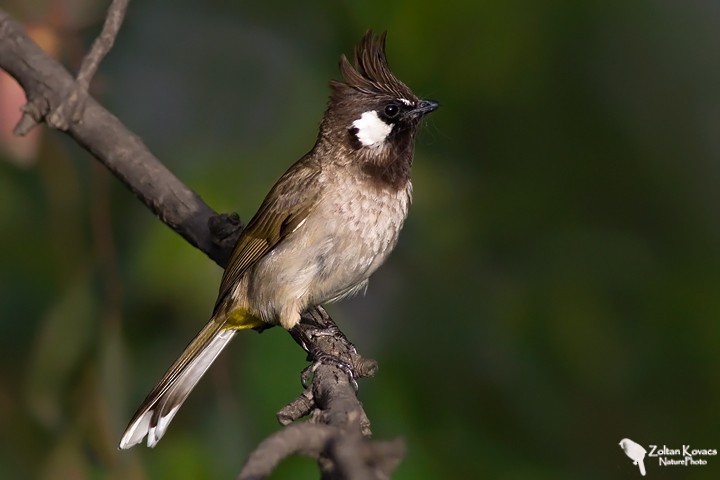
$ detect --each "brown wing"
[213,160,321,312]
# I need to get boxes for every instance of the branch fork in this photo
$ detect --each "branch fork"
[12,0,130,135]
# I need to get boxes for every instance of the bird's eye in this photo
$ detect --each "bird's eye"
[383,103,399,118]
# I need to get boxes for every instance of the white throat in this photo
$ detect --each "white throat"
[352,110,393,146]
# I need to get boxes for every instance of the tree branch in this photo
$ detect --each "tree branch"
[1,9,226,263]
[238,423,339,480]
[0,9,404,479]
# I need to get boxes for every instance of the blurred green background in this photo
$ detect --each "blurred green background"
[1,0,719,478]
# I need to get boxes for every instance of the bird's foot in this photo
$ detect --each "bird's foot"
[290,307,377,390]
[301,353,358,390]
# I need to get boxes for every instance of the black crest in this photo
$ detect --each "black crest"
[332,31,418,103]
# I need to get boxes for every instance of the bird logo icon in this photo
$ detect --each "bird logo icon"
[619,438,648,476]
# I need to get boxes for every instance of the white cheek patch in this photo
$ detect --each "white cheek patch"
[352,110,393,147]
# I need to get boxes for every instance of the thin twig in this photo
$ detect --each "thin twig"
[76,0,130,87]
[46,0,130,130]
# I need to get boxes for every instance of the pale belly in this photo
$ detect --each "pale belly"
[245,180,411,327]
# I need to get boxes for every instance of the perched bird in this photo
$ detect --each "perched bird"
[619,438,647,476]
[119,31,438,449]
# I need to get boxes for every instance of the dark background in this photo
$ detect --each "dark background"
[1,0,719,478]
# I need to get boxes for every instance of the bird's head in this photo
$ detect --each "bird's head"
[320,31,438,165]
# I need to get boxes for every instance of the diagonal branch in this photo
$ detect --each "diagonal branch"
[1,8,225,263]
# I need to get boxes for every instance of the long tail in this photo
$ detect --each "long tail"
[119,317,236,449]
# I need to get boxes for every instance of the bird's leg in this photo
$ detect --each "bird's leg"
[297,324,359,391]
[290,306,377,390]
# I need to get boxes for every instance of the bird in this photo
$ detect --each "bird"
[619,438,647,476]
[119,31,438,449]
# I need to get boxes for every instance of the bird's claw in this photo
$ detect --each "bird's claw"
[301,353,359,391]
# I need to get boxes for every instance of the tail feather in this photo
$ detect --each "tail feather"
[119,318,236,449]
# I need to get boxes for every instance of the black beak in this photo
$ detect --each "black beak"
[412,99,439,116]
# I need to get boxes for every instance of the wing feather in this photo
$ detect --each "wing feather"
[214,160,321,311]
